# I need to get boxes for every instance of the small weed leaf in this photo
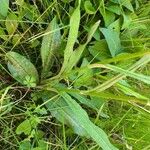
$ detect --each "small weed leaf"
[111,0,134,12]
[5,13,18,35]
[16,119,31,135]
[100,28,122,57]
[84,1,96,14]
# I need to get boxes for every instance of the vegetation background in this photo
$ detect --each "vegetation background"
[0,0,150,150]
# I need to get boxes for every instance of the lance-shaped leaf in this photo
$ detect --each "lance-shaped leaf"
[43,91,118,150]
[60,5,81,74]
[106,64,150,85]
[42,92,88,137]
[84,54,150,93]
[6,52,39,87]
[60,92,118,150]
[41,17,61,78]
[64,21,100,73]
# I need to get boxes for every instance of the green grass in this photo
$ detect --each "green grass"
[0,0,150,149]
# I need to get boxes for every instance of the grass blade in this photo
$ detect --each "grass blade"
[106,64,150,85]
[84,54,150,93]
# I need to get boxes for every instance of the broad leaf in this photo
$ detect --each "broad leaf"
[108,19,121,32]
[70,93,105,111]
[100,28,121,57]
[16,119,31,135]
[6,52,39,87]
[84,1,96,14]
[41,17,61,78]
[122,0,134,12]
[106,4,121,15]
[5,13,18,35]
[110,0,134,12]
[19,140,31,150]
[42,91,117,149]
[122,13,132,30]
[99,1,116,27]
[0,0,9,17]
[89,40,110,60]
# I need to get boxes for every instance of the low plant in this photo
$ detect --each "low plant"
[0,0,150,149]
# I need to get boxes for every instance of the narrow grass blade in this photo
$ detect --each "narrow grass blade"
[106,64,150,85]
[84,54,150,93]
[117,83,149,100]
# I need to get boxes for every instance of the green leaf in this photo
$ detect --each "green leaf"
[60,5,81,74]
[110,0,134,12]
[106,4,121,15]
[73,58,93,87]
[84,1,96,14]
[99,2,116,27]
[42,92,88,136]
[86,20,100,44]
[64,21,100,73]
[6,52,39,87]
[35,140,48,150]
[108,18,121,32]
[117,82,149,100]
[100,28,121,57]
[0,27,7,40]
[0,0,9,17]
[84,54,150,93]
[106,64,150,85]
[121,0,134,12]
[19,140,31,150]
[70,93,105,111]
[89,40,110,60]
[41,17,61,78]
[16,119,31,135]
[5,13,18,35]
[60,92,118,150]
[122,13,132,30]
